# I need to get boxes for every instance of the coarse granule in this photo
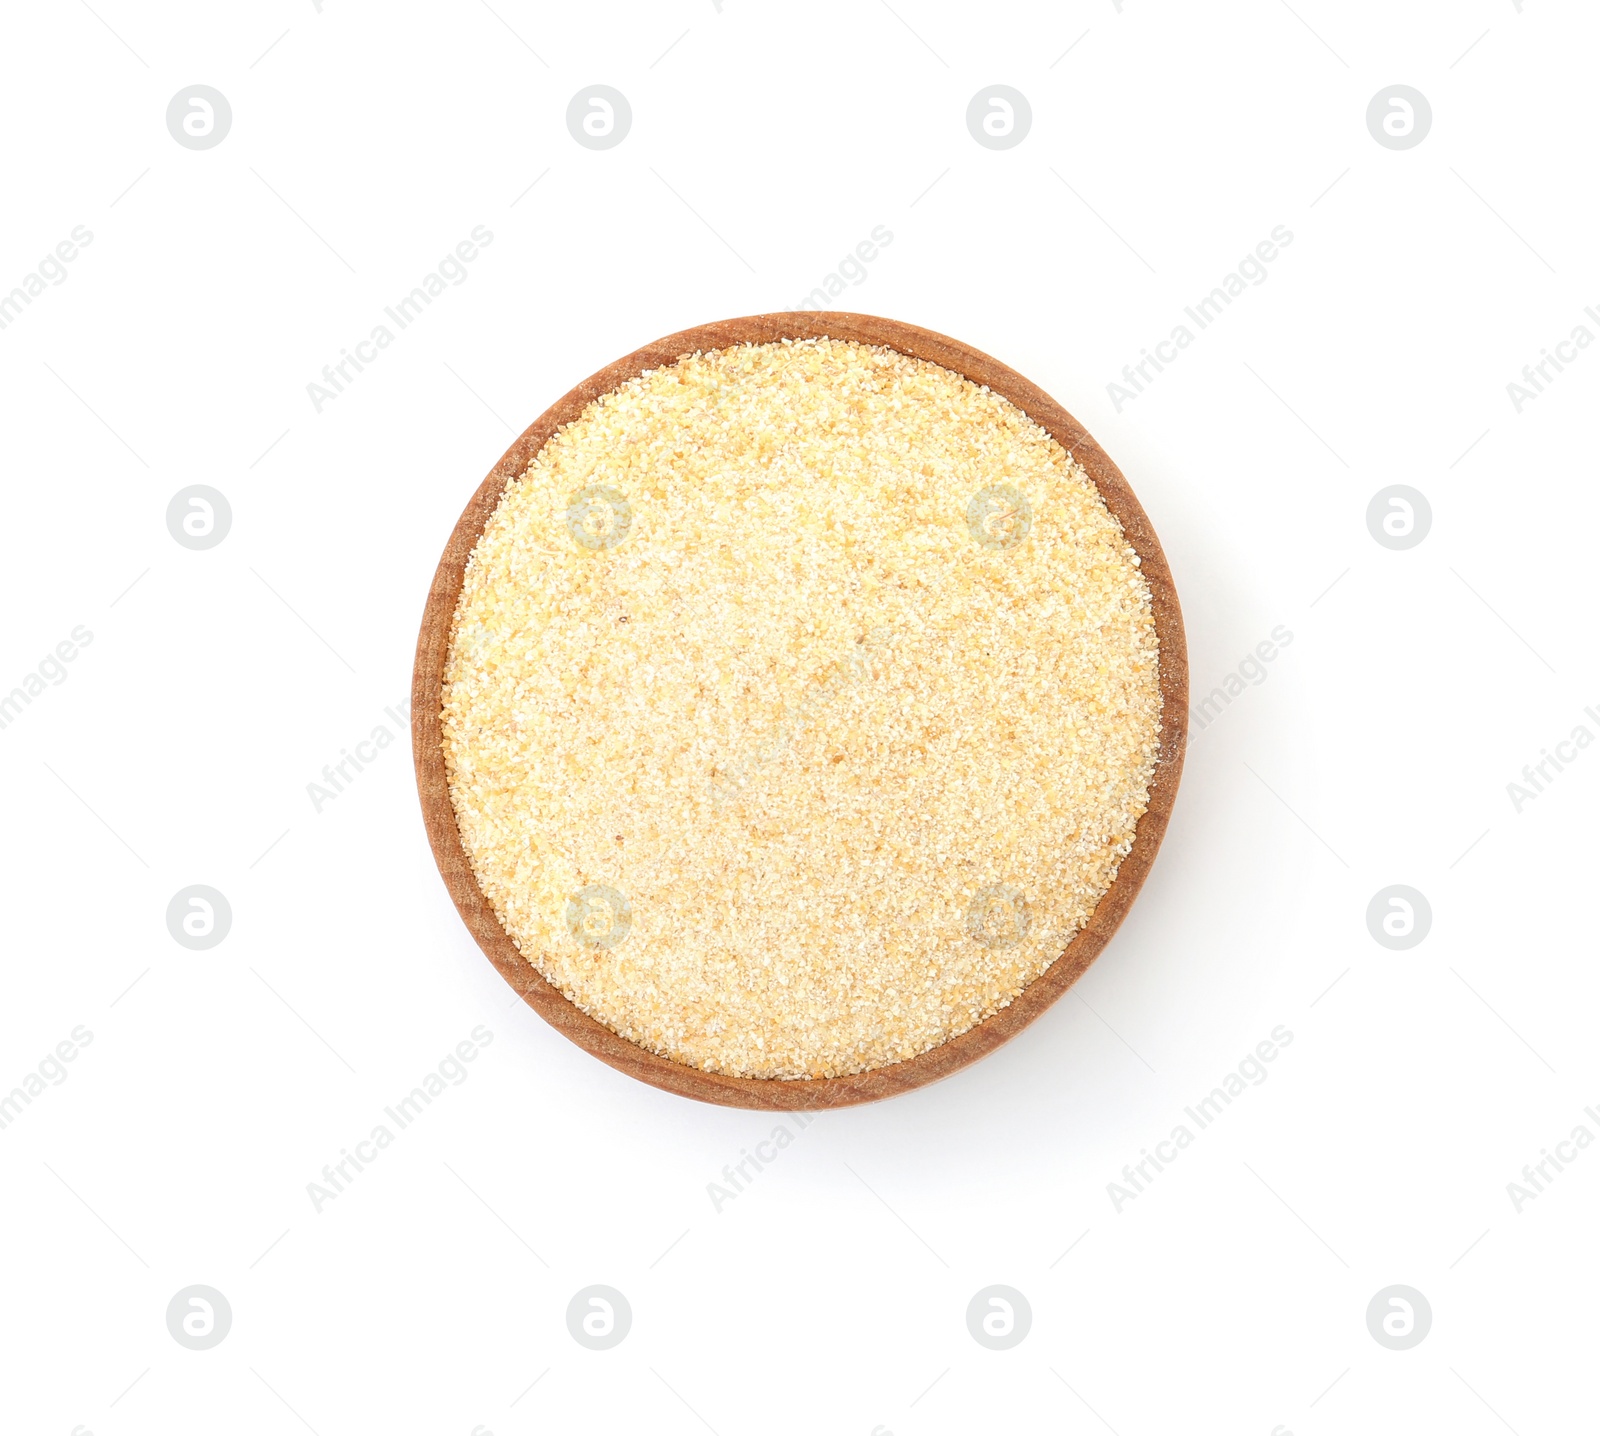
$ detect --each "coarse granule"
[442,337,1161,1079]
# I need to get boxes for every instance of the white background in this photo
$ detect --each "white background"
[2,1,1596,1432]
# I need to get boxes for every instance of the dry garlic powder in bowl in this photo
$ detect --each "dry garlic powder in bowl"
[435,330,1169,1086]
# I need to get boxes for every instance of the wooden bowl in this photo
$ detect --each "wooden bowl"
[412,313,1187,1109]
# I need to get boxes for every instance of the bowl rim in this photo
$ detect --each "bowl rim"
[410,311,1188,1109]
